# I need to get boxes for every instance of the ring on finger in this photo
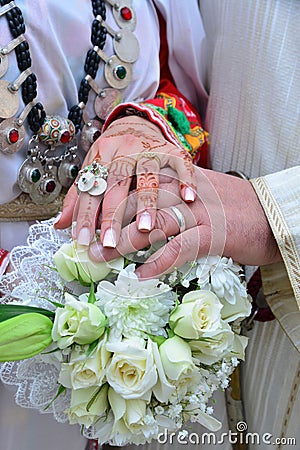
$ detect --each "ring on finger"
[170,206,186,233]
[138,151,160,164]
[76,159,109,196]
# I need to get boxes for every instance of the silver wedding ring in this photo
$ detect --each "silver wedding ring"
[170,206,186,233]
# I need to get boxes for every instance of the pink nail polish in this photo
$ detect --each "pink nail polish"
[77,227,91,246]
[103,228,117,248]
[184,186,195,202]
[138,211,152,231]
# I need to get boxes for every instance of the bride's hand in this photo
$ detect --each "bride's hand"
[55,116,196,246]
[88,167,281,279]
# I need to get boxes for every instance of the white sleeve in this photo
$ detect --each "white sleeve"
[251,166,300,351]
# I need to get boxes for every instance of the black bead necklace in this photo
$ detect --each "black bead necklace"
[0,0,107,135]
[0,0,138,205]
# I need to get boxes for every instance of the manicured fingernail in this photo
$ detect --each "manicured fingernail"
[77,227,91,246]
[183,186,195,202]
[53,212,62,226]
[138,211,152,231]
[103,228,117,248]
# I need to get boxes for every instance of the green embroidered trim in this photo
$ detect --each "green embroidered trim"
[167,106,191,135]
[143,103,192,151]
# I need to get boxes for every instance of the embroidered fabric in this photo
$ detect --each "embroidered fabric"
[0,219,80,423]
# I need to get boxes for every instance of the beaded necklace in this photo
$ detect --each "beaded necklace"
[0,0,138,204]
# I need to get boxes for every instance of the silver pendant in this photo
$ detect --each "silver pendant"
[80,119,102,152]
[114,28,139,63]
[0,118,25,154]
[18,140,62,205]
[18,157,45,195]
[94,88,122,120]
[0,80,19,118]
[58,152,81,187]
[113,1,136,31]
[0,52,8,77]
[105,56,132,89]
[30,164,62,205]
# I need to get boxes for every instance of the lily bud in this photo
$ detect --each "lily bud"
[0,313,53,361]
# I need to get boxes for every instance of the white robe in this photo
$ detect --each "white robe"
[195,0,300,448]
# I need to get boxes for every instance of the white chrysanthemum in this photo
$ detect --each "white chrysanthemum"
[195,256,247,304]
[95,265,176,340]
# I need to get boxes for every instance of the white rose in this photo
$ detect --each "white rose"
[169,290,223,339]
[189,322,235,365]
[151,341,175,403]
[221,294,252,323]
[68,384,108,427]
[108,388,147,445]
[58,335,111,389]
[159,335,196,381]
[106,337,157,400]
[231,334,248,360]
[53,240,123,283]
[52,293,106,349]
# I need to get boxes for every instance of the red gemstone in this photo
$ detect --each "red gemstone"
[7,128,19,144]
[93,130,101,142]
[45,180,56,193]
[120,6,132,21]
[60,130,71,144]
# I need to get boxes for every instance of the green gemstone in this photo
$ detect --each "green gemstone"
[70,165,79,179]
[115,65,127,80]
[31,168,41,183]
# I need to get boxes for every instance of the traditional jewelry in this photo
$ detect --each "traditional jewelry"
[0,0,139,205]
[76,159,109,197]
[170,206,186,233]
[137,151,161,166]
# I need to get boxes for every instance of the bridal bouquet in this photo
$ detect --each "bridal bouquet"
[0,219,251,446]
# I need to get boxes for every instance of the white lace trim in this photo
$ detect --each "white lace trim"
[0,220,74,421]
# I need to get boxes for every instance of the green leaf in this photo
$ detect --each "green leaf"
[85,339,99,359]
[77,266,92,287]
[88,282,96,304]
[147,333,167,347]
[86,384,107,412]
[44,384,66,411]
[0,304,54,323]
[167,329,175,338]
[38,297,64,308]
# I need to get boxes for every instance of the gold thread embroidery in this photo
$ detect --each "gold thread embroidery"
[251,177,300,310]
[277,363,300,449]
[0,192,63,222]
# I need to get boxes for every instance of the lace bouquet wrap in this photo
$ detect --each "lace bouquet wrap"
[0,219,252,446]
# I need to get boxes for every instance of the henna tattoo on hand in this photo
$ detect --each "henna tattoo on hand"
[141,140,168,152]
[137,172,159,191]
[108,155,136,187]
[179,148,194,177]
[137,172,159,209]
